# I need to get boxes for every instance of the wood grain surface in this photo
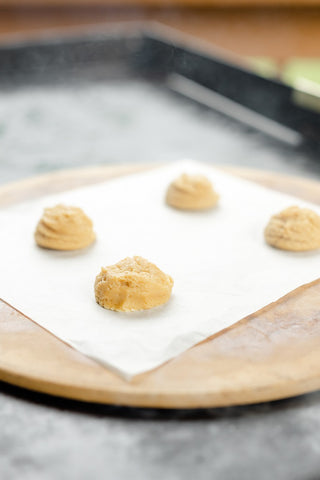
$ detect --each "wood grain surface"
[1,1,320,7]
[1,164,320,409]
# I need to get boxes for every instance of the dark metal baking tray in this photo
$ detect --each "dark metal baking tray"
[0,23,320,181]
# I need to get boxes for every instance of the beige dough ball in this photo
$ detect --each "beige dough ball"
[166,173,219,210]
[264,205,320,251]
[94,256,174,312]
[35,204,95,251]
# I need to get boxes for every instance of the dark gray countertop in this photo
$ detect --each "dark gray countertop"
[1,80,320,480]
[2,383,320,480]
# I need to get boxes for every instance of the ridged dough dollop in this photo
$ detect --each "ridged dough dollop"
[35,204,95,251]
[166,173,219,210]
[264,205,320,251]
[94,256,174,312]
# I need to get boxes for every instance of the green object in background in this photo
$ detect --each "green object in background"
[247,57,320,113]
[248,57,320,113]
[248,57,320,87]
[283,59,320,87]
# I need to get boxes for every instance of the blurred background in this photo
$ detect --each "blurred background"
[2,1,320,185]
[1,2,320,87]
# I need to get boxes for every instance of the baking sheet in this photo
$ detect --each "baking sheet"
[0,159,320,379]
[1,80,320,187]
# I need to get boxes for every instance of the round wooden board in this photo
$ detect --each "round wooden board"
[2,164,320,409]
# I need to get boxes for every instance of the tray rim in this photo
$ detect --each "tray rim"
[1,22,319,150]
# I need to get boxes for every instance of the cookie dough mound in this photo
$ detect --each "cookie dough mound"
[264,205,320,251]
[166,173,219,210]
[95,256,174,312]
[35,204,95,251]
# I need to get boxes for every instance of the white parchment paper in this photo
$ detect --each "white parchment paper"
[1,160,320,379]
